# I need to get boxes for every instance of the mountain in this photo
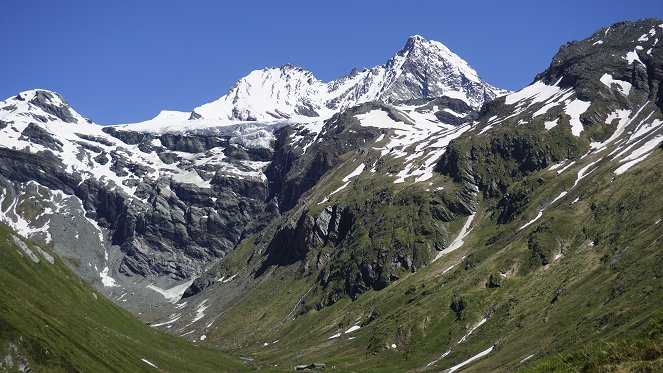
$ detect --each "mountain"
[2,19,663,372]
[0,35,498,315]
[188,35,506,122]
[0,222,247,372]
[152,18,663,372]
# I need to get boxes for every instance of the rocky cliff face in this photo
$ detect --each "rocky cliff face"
[0,90,282,310]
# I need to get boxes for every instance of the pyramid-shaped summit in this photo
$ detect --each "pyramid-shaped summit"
[190,35,506,122]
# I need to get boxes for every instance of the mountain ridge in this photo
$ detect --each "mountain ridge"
[1,18,662,372]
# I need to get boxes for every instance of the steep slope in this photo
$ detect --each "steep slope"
[152,19,663,372]
[0,222,247,372]
[0,89,279,313]
[0,34,499,316]
[189,35,506,122]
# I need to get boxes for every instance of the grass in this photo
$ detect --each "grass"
[186,124,663,372]
[0,222,248,373]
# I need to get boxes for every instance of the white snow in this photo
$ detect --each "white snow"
[548,162,565,171]
[434,214,475,261]
[12,235,39,263]
[345,325,361,334]
[150,315,181,327]
[519,210,544,231]
[189,299,209,325]
[141,358,158,369]
[626,49,644,65]
[185,36,499,123]
[446,345,494,373]
[36,247,55,264]
[574,160,600,188]
[599,74,632,96]
[549,191,568,206]
[565,99,591,136]
[99,266,118,287]
[147,278,195,303]
[544,119,559,130]
[356,110,408,130]
[391,343,397,349]
[458,318,487,344]
[614,135,662,175]
[320,163,365,203]
[328,333,341,339]
[504,80,561,106]
[200,335,206,341]
[590,109,632,150]
[520,354,535,363]
[441,256,466,275]
[556,161,576,174]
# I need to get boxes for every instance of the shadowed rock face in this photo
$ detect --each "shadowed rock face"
[0,123,281,283]
[29,90,81,123]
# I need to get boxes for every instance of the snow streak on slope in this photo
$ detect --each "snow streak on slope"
[355,105,471,185]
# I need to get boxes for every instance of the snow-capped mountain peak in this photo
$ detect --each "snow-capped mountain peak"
[191,64,327,122]
[1,89,90,125]
[184,35,506,123]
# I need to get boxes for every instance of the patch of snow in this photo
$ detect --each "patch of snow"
[141,358,158,369]
[565,99,591,136]
[557,161,576,174]
[147,278,195,303]
[446,345,494,373]
[593,40,603,45]
[435,214,475,261]
[520,354,535,363]
[599,74,632,96]
[519,210,544,231]
[189,299,209,325]
[504,80,561,106]
[200,335,206,341]
[626,49,644,65]
[345,325,361,334]
[36,247,55,264]
[150,315,181,327]
[356,110,407,130]
[328,333,341,339]
[550,191,568,206]
[544,119,559,130]
[614,135,662,175]
[320,163,365,203]
[458,318,487,344]
[12,235,39,263]
[548,162,564,171]
[391,343,397,349]
[100,266,118,287]
[574,160,600,188]
[590,109,632,150]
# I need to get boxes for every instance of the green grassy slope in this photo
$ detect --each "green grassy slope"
[0,222,247,373]
[181,140,663,372]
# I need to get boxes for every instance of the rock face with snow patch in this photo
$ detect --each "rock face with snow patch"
[0,90,280,310]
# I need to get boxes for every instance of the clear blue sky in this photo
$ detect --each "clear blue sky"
[2,1,661,124]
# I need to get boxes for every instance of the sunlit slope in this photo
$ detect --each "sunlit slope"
[0,222,247,373]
